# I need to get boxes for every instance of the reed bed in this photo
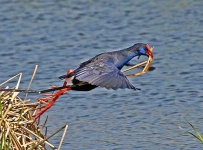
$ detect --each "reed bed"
[0,66,68,150]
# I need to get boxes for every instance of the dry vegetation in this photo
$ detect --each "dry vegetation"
[0,66,68,150]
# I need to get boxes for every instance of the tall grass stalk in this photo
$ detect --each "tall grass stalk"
[187,120,203,142]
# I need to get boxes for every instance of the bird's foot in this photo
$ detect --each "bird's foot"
[33,87,71,123]
[33,69,73,123]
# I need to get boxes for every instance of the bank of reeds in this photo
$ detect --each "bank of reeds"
[0,66,68,150]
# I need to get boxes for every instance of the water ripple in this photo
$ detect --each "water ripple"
[0,0,203,149]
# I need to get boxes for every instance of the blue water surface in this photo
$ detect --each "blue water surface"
[0,0,203,149]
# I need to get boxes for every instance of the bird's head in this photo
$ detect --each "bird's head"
[136,43,154,60]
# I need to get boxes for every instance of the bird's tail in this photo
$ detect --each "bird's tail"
[59,75,69,80]
[59,69,74,80]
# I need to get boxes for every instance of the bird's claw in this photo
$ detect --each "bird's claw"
[33,69,73,123]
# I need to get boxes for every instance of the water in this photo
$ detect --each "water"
[0,0,203,149]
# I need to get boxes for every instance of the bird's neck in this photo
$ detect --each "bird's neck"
[116,47,139,69]
[122,47,139,58]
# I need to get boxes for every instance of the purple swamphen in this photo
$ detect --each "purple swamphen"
[0,43,154,122]
[59,43,154,91]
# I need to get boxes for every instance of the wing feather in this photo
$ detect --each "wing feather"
[73,60,136,90]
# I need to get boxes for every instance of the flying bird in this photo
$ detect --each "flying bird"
[31,43,154,120]
[58,43,154,91]
[0,43,154,122]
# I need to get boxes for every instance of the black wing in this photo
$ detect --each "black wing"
[73,60,137,90]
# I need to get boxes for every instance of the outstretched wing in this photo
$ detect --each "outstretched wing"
[73,60,136,90]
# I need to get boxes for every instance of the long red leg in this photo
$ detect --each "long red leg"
[33,69,74,123]
[33,87,71,123]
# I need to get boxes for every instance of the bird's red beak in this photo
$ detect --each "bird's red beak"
[146,44,154,60]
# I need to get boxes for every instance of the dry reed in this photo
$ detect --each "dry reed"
[0,66,68,150]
